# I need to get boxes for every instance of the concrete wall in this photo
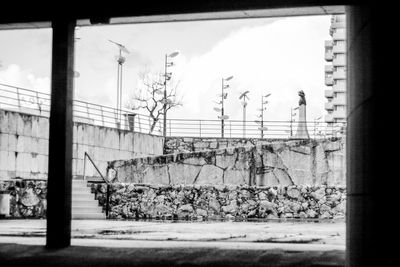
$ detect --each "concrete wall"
[0,109,164,180]
[109,139,345,187]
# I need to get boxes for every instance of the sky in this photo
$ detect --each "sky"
[0,15,331,122]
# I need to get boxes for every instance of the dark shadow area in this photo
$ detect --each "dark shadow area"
[0,243,345,267]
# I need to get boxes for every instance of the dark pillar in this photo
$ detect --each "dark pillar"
[347,5,395,266]
[46,19,75,248]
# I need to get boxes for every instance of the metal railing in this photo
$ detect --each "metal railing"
[0,83,346,139]
[165,118,346,139]
[0,83,163,134]
[83,152,110,218]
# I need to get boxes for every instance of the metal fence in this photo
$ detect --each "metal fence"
[0,83,162,134]
[166,118,346,139]
[0,83,346,139]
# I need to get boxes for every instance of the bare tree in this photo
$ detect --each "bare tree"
[127,70,182,134]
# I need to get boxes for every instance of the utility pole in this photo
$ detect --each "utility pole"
[162,51,179,137]
[217,76,233,138]
[239,91,250,138]
[258,93,271,138]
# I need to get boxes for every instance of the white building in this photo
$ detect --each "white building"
[324,14,346,127]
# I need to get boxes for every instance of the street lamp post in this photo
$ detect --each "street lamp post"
[109,40,129,128]
[239,91,250,138]
[219,76,233,138]
[258,93,271,138]
[163,51,179,137]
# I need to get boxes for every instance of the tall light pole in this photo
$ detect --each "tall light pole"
[255,93,271,138]
[218,76,233,138]
[109,40,129,127]
[163,51,179,137]
[290,106,299,138]
[239,91,250,138]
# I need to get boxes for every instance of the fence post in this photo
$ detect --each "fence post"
[138,115,142,132]
[86,103,90,121]
[16,87,21,109]
[100,106,104,127]
[199,120,202,137]
[36,92,41,112]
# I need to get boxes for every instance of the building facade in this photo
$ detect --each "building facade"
[324,14,346,126]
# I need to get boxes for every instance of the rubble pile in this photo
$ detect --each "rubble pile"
[91,183,346,220]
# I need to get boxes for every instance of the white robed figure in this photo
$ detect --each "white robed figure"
[294,90,310,139]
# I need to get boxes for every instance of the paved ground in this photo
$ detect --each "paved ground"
[0,219,345,266]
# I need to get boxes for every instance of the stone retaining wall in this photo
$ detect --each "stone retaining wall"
[0,179,46,218]
[164,137,343,154]
[91,183,346,220]
[108,139,345,187]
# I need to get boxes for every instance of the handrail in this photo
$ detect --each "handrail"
[83,152,110,218]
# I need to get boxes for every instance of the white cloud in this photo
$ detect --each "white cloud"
[169,16,330,123]
[0,64,50,93]
[1,15,331,128]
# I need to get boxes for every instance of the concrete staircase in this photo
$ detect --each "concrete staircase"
[72,180,106,219]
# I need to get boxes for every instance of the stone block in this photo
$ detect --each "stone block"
[215,154,236,169]
[262,150,286,169]
[15,152,31,173]
[182,157,206,166]
[0,111,9,133]
[7,134,17,152]
[15,135,25,153]
[15,114,25,136]
[0,151,8,171]
[194,142,209,149]
[30,117,39,138]
[289,145,311,155]
[0,133,8,151]
[0,170,9,180]
[324,140,341,152]
[169,163,201,184]
[86,125,95,146]
[6,113,17,135]
[287,169,312,185]
[273,169,294,186]
[256,172,280,186]
[224,169,248,185]
[37,155,48,173]
[195,165,223,184]
[22,115,33,137]
[143,165,170,185]
[37,117,48,139]
[37,138,48,155]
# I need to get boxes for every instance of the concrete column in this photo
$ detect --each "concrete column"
[346,6,395,266]
[46,19,75,248]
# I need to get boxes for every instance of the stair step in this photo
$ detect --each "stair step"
[72,200,100,207]
[72,179,88,184]
[72,195,96,201]
[71,180,105,219]
[72,187,92,193]
[72,206,103,213]
[72,213,106,219]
